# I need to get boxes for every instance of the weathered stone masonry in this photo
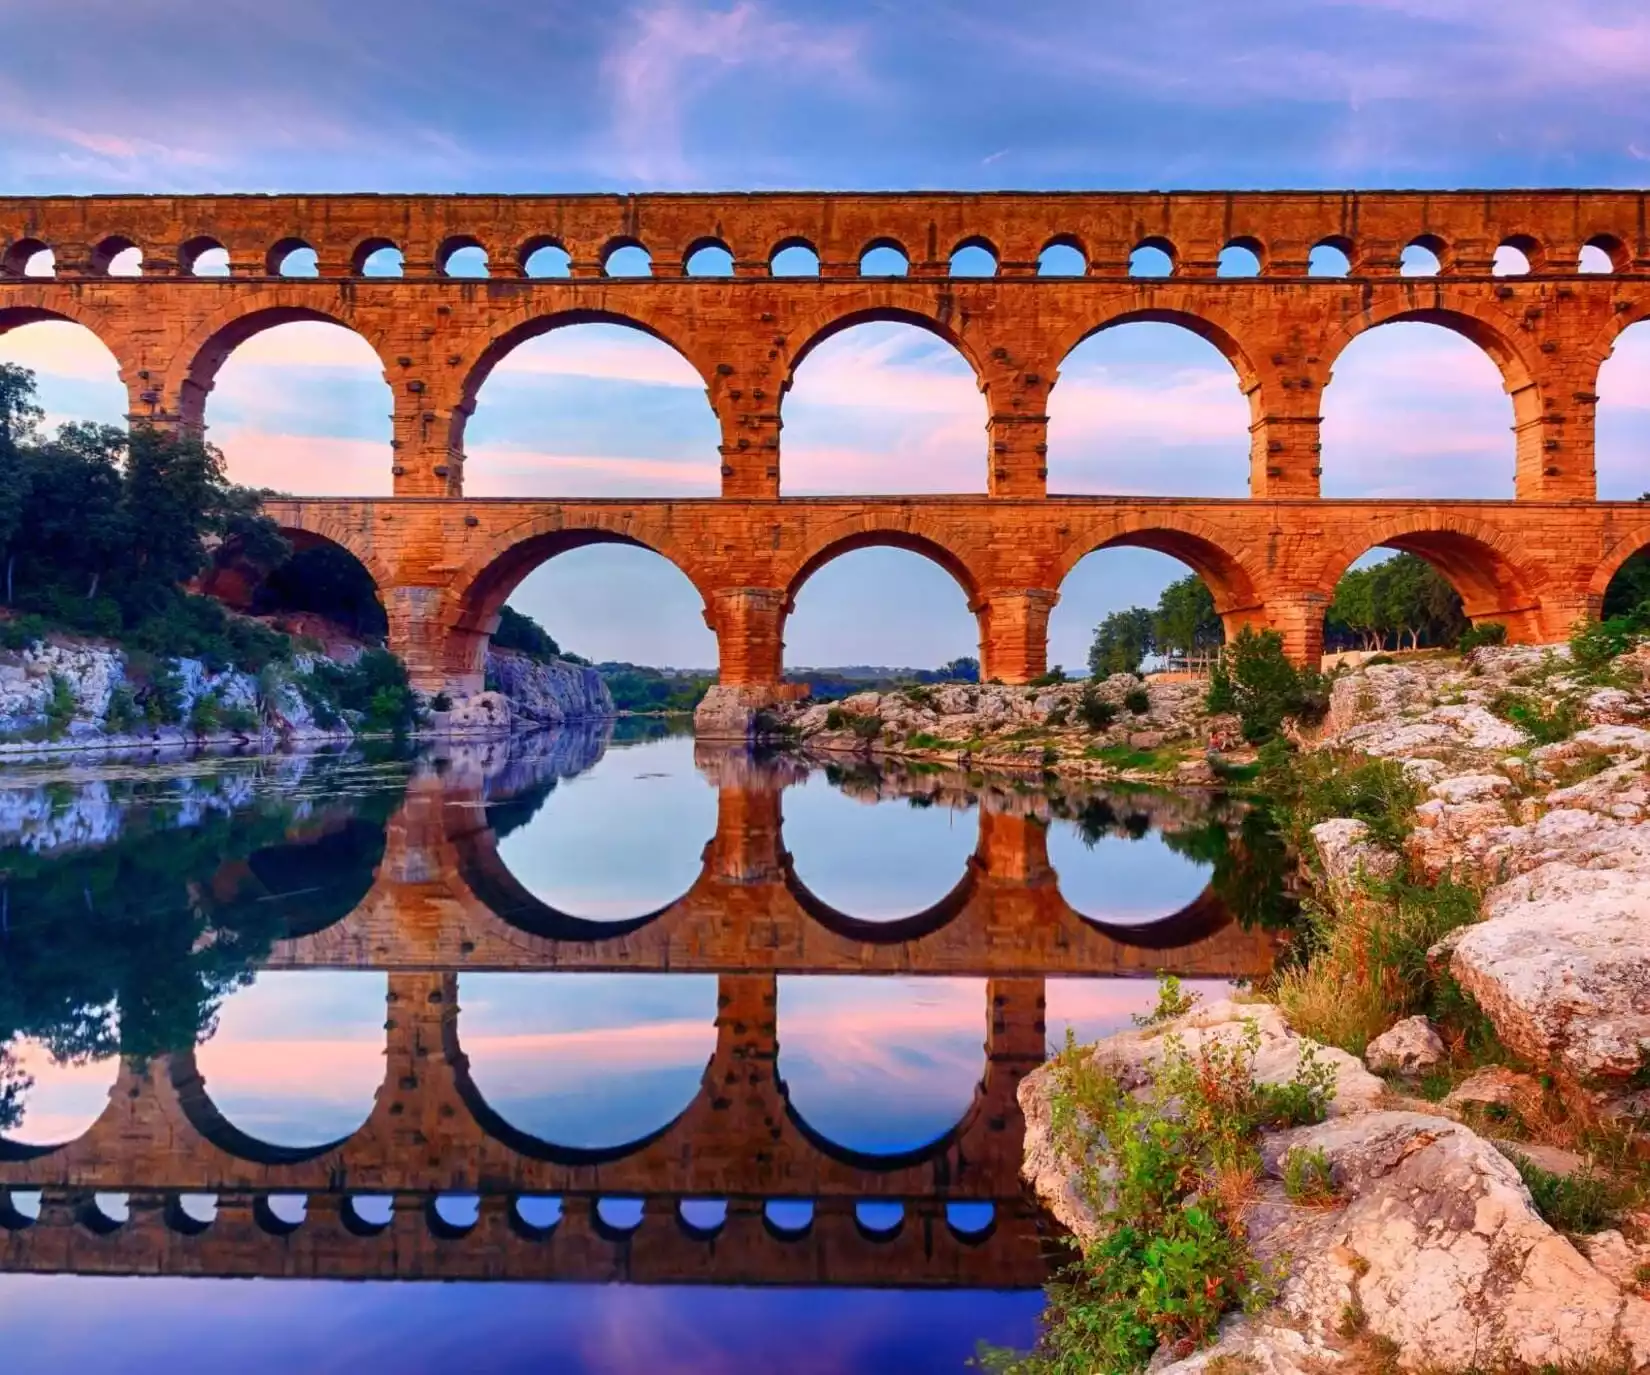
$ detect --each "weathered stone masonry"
[5,190,1650,689]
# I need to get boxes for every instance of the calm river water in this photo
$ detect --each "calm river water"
[0,722,1289,1374]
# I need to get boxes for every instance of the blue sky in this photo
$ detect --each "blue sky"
[3,0,1650,668]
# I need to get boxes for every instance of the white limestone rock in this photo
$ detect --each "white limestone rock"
[1363,1015,1445,1075]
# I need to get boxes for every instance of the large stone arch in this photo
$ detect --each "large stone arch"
[447,303,719,458]
[1053,512,1270,632]
[782,291,991,386]
[1587,525,1650,614]
[439,512,712,688]
[1047,300,1264,395]
[0,295,143,417]
[255,503,398,595]
[1315,513,1552,641]
[161,292,396,429]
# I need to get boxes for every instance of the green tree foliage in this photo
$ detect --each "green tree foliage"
[937,655,980,682]
[1602,549,1650,629]
[1152,575,1222,662]
[0,367,293,672]
[254,542,388,640]
[1325,554,1466,652]
[1210,626,1327,744]
[490,604,575,661]
[1089,607,1155,677]
[302,649,422,736]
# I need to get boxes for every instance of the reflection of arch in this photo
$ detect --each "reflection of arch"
[1317,516,1548,628]
[168,1052,356,1167]
[781,854,981,945]
[164,298,392,428]
[1053,516,1264,621]
[1067,884,1232,949]
[451,306,714,455]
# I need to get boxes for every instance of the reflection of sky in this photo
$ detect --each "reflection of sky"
[1046,977,1236,1048]
[0,1277,1041,1375]
[458,973,718,1151]
[783,776,976,920]
[1,1039,119,1147]
[777,978,983,1156]
[1045,824,1211,925]
[193,972,387,1149]
[494,735,715,919]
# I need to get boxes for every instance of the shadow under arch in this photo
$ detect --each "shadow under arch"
[165,299,391,429]
[1588,525,1650,612]
[201,522,394,639]
[1316,518,1549,636]
[450,306,715,457]
[781,853,982,945]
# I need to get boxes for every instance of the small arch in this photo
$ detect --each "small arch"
[81,1193,129,1235]
[595,1198,645,1237]
[859,239,909,277]
[683,238,734,277]
[855,1201,905,1240]
[602,238,652,278]
[948,237,998,277]
[677,1198,728,1238]
[513,1195,563,1236]
[1400,236,1444,277]
[1037,236,1086,276]
[181,236,230,277]
[1581,235,1628,273]
[1217,239,1262,277]
[1128,238,1175,277]
[1309,238,1352,278]
[441,235,489,278]
[352,238,403,277]
[254,1195,306,1235]
[1493,236,1538,276]
[167,1194,217,1236]
[429,1194,481,1238]
[2,239,53,278]
[91,236,142,276]
[343,1195,394,1235]
[0,1190,42,1229]
[945,1201,995,1240]
[763,1200,814,1239]
[770,238,820,276]
[521,238,571,278]
[266,237,318,278]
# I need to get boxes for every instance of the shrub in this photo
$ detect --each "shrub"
[0,613,50,651]
[849,712,884,740]
[979,1023,1334,1374]
[44,673,77,737]
[1508,1152,1622,1234]
[1570,616,1640,675]
[1489,690,1581,745]
[1031,666,1068,686]
[1217,627,1327,744]
[104,684,139,733]
[1077,685,1118,731]
[1046,704,1070,728]
[430,690,454,713]
[1281,1147,1338,1206]
[1262,748,1420,852]
[824,706,846,730]
[1123,687,1150,715]
[1456,621,1507,653]
[306,649,420,736]
[137,658,184,725]
[220,704,259,733]
[1132,974,1199,1027]
[188,691,222,734]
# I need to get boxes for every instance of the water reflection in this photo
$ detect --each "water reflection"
[0,729,1295,1372]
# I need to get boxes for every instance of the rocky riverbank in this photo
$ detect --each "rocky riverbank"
[699,674,1220,783]
[0,634,612,758]
[1012,642,1650,1374]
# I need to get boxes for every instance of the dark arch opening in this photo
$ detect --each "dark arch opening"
[521,238,571,278]
[181,236,230,277]
[2,238,52,278]
[684,239,734,277]
[352,238,403,277]
[92,236,142,277]
[771,238,820,276]
[440,236,489,278]
[602,238,652,278]
[202,530,388,643]
[1038,237,1086,276]
[266,238,317,278]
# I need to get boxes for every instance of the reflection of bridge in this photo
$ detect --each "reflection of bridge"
[6,192,1650,690]
[267,744,1281,978]
[0,972,1048,1286]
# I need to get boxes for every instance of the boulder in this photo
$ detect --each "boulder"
[1364,1016,1445,1075]
[1310,818,1398,903]
[1442,1065,1543,1114]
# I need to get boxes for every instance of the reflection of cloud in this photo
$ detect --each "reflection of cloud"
[3,1041,119,1148]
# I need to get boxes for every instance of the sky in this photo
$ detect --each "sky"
[3,0,1650,668]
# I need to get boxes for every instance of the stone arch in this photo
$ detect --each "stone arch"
[441,513,712,687]
[162,293,394,429]
[1321,296,1539,406]
[0,236,51,277]
[90,234,143,276]
[783,293,991,384]
[448,305,717,458]
[0,296,137,410]
[1587,526,1650,613]
[1316,515,1550,641]
[168,1050,363,1167]
[1053,513,1267,627]
[1050,304,1262,395]
[258,510,396,595]
[349,236,401,275]
[782,519,985,613]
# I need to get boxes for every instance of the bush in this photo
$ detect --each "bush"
[1508,1152,1622,1234]
[1045,704,1070,728]
[1570,616,1640,675]
[220,704,259,733]
[980,1022,1334,1374]
[305,649,421,736]
[137,658,185,725]
[188,691,222,735]
[0,613,50,651]
[104,685,139,733]
[44,672,77,737]
[430,690,453,713]
[1281,1146,1338,1206]
[490,604,564,662]
[824,706,846,730]
[1077,685,1117,731]
[1456,621,1507,653]
[1031,666,1068,686]
[1217,627,1327,744]
[1264,748,1421,851]
[1123,687,1150,715]
[1489,690,1581,745]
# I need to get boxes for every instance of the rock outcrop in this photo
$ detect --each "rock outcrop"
[482,647,612,727]
[1019,999,1650,1375]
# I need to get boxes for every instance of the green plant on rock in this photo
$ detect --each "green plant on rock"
[43,672,76,737]
[187,690,222,734]
[1132,974,1199,1027]
[1508,1152,1624,1235]
[1123,687,1151,715]
[1214,627,1328,744]
[978,1022,1334,1375]
[1281,1146,1338,1206]
[1077,685,1118,731]
[1456,621,1507,653]
[1489,690,1581,745]
[1570,615,1641,676]
[104,684,139,734]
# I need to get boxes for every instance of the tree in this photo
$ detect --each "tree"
[1153,576,1223,664]
[1212,625,1325,743]
[938,655,980,682]
[255,542,387,640]
[1603,550,1650,625]
[490,604,564,661]
[0,363,40,604]
[1089,607,1155,677]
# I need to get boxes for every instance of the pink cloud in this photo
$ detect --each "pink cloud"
[210,430,394,496]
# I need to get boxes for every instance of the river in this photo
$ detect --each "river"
[0,722,1292,1374]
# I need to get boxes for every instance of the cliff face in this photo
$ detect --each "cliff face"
[484,647,613,727]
